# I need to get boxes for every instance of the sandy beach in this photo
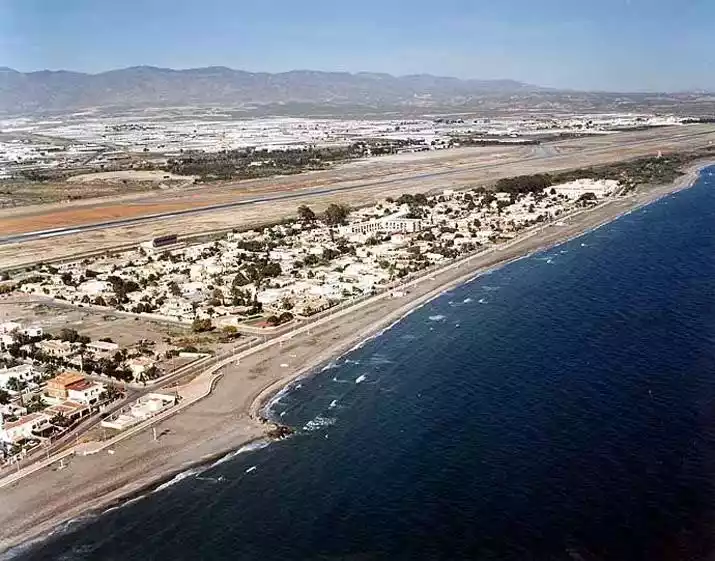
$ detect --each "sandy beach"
[0,162,710,554]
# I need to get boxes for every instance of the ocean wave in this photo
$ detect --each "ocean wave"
[210,440,270,468]
[152,467,203,494]
[429,314,446,321]
[302,416,337,432]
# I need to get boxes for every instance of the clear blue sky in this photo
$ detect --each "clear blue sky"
[1,0,713,92]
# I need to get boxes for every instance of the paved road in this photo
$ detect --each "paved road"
[3,126,713,246]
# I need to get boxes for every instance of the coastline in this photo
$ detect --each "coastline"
[0,161,710,555]
[249,160,710,421]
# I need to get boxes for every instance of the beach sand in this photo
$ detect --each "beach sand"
[0,163,708,554]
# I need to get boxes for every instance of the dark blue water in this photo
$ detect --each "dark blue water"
[10,169,715,561]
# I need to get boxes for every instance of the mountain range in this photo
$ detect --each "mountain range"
[0,66,540,114]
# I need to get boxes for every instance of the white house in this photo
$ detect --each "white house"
[66,380,105,406]
[0,412,51,444]
[37,340,74,358]
[0,364,38,390]
[86,340,120,354]
[23,326,43,338]
[0,322,21,335]
[127,357,156,380]
[77,280,113,296]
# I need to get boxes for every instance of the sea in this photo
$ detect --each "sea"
[6,167,715,561]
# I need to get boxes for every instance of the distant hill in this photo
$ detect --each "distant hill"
[0,66,542,114]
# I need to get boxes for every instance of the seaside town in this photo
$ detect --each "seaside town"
[0,172,619,466]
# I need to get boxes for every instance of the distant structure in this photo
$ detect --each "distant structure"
[152,234,178,248]
[339,211,426,237]
[140,234,184,253]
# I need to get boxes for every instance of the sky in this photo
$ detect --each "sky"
[0,0,713,92]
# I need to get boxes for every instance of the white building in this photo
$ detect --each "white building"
[0,412,51,444]
[77,280,113,296]
[0,322,21,335]
[101,393,176,431]
[548,179,619,200]
[37,340,74,358]
[0,364,38,390]
[339,212,425,236]
[127,357,156,380]
[23,326,43,338]
[86,340,120,354]
[66,380,105,406]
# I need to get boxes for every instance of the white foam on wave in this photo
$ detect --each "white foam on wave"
[210,440,270,468]
[478,298,488,304]
[101,492,149,515]
[153,467,202,494]
[429,314,446,321]
[463,297,473,303]
[355,374,367,384]
[302,416,337,432]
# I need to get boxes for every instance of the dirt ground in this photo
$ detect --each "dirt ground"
[0,293,186,348]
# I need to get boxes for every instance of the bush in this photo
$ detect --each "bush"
[191,318,213,333]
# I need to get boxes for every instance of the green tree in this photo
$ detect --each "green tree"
[323,203,350,226]
[297,204,316,223]
[100,386,124,402]
[6,377,23,392]
[50,412,71,428]
[192,318,213,333]
[0,389,10,405]
[58,328,81,343]
[26,394,46,413]
[168,281,182,297]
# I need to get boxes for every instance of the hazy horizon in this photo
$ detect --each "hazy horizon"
[1,0,714,93]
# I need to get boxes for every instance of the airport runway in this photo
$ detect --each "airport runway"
[3,125,715,247]
[0,164,511,245]
[1,125,714,269]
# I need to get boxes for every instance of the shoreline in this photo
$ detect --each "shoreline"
[249,160,710,421]
[0,161,710,555]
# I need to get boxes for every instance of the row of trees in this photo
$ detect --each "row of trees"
[297,203,350,226]
[165,145,360,182]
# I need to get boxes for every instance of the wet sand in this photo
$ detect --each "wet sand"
[0,163,708,554]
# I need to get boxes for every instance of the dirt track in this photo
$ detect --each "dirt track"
[1,125,714,269]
